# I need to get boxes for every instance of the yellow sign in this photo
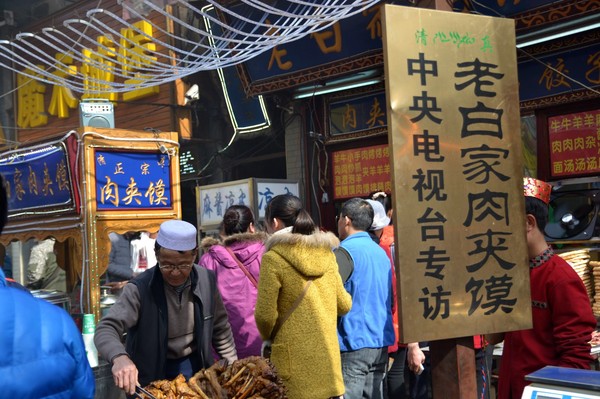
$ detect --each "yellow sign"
[382,5,530,343]
[16,21,160,128]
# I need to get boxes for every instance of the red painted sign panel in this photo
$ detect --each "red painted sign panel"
[332,144,391,199]
[549,109,600,178]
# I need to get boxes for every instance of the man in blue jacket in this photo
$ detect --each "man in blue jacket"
[337,197,395,399]
[0,175,95,399]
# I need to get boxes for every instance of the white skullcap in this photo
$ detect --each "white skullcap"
[156,220,197,251]
[366,199,391,231]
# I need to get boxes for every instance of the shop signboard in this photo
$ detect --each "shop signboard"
[382,5,529,342]
[197,178,299,229]
[547,108,600,179]
[331,144,391,199]
[0,133,78,217]
[518,41,600,104]
[94,150,173,210]
[254,179,300,219]
[328,91,387,137]
[236,1,387,94]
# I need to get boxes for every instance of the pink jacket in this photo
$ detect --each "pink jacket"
[199,232,267,359]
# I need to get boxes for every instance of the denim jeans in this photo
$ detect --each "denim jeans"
[341,347,388,399]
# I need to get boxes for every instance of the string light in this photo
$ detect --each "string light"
[0,0,381,94]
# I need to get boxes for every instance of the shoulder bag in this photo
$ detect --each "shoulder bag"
[262,278,313,358]
[225,246,259,289]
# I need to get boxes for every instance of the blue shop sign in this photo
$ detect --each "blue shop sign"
[95,151,172,210]
[518,42,600,102]
[0,145,74,214]
[450,0,553,17]
[329,91,387,135]
[240,2,383,84]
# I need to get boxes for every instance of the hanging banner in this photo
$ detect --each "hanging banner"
[382,5,530,343]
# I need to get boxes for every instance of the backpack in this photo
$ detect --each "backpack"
[334,246,354,283]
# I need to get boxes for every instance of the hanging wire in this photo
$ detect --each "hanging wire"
[0,0,381,94]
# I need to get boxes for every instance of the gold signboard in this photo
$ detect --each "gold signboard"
[382,5,531,342]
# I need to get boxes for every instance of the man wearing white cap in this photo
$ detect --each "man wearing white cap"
[95,219,237,395]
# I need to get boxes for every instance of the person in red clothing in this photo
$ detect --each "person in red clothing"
[489,177,597,399]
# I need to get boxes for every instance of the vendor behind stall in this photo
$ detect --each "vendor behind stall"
[26,237,66,291]
[94,219,237,396]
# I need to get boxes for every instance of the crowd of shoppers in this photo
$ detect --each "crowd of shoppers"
[1,176,596,399]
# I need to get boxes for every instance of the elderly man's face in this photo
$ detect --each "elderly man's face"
[157,248,197,286]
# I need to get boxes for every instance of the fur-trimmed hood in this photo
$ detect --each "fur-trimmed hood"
[265,230,340,278]
[200,231,269,252]
[199,231,268,270]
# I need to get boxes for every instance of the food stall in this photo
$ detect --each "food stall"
[0,127,181,320]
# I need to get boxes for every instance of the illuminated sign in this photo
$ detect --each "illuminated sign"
[197,178,299,228]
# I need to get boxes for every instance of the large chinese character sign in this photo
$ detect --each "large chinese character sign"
[382,5,530,343]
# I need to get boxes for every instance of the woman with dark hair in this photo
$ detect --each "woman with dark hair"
[255,194,352,399]
[200,205,267,359]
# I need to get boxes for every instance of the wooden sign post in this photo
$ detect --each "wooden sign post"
[381,4,530,398]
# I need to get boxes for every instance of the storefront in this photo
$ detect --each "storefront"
[0,127,181,319]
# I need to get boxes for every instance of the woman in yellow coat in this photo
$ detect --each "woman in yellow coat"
[255,194,352,399]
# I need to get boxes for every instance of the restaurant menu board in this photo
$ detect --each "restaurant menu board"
[382,5,530,343]
[332,144,391,199]
[549,109,600,178]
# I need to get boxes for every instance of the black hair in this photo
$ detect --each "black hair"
[222,205,255,236]
[341,197,373,232]
[265,194,315,235]
[0,174,7,234]
[525,196,548,232]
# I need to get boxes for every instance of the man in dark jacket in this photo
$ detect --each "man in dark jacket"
[95,219,237,395]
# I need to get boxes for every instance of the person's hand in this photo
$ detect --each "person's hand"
[106,281,128,292]
[406,342,425,374]
[112,354,139,395]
